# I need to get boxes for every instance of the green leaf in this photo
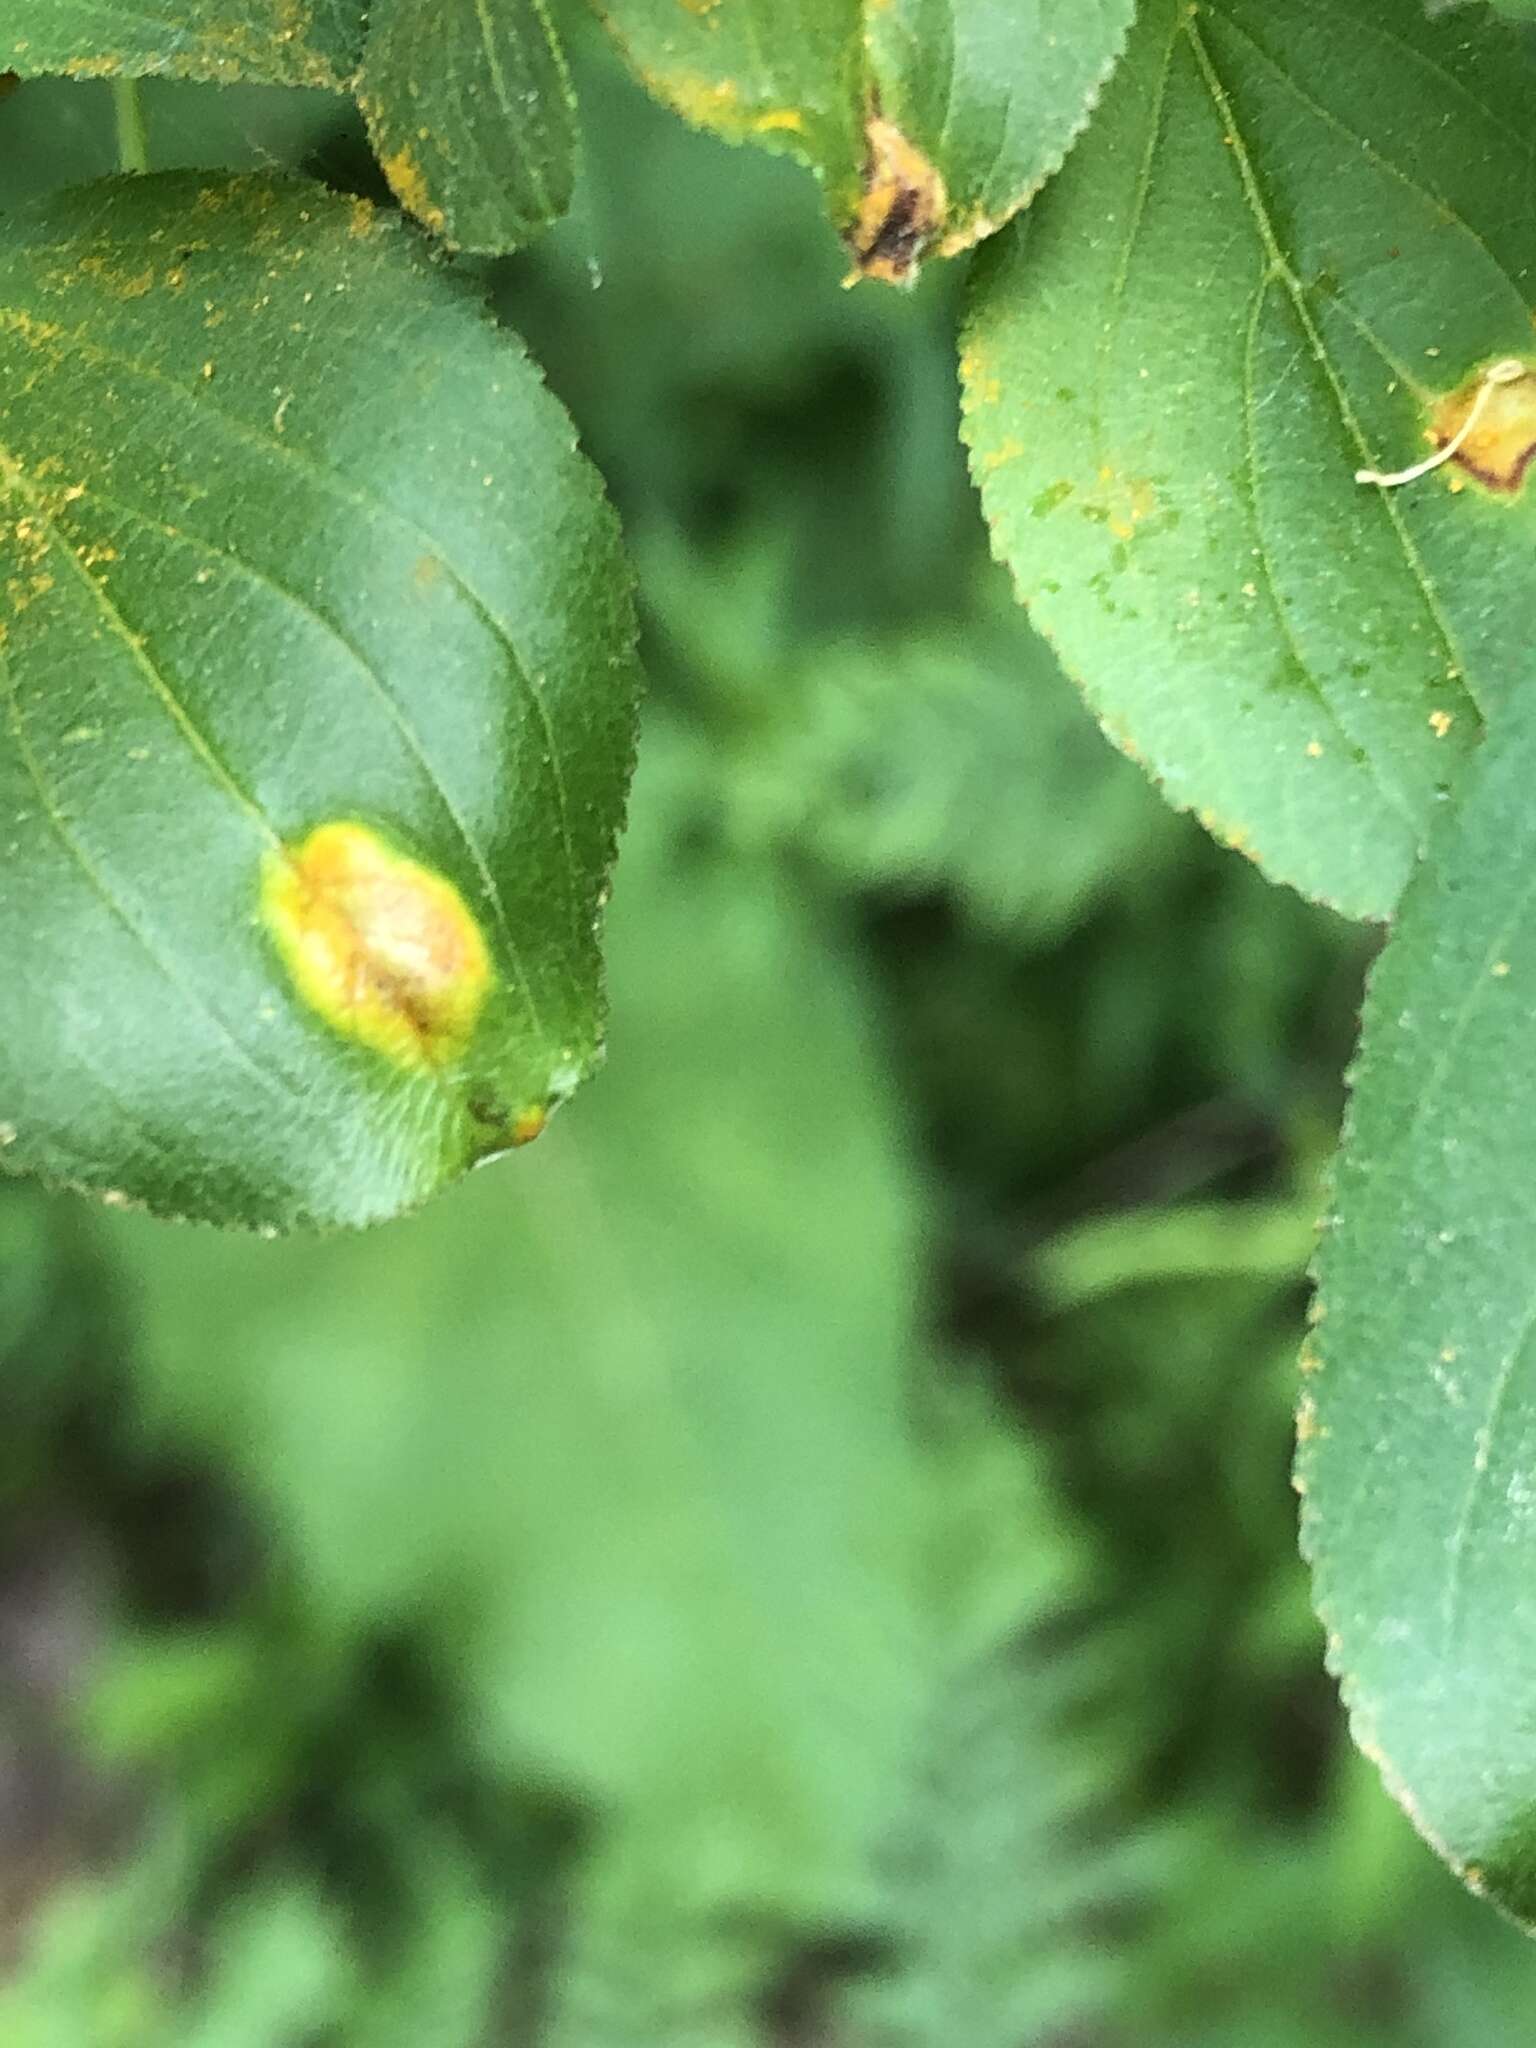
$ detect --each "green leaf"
[359,0,578,253]
[862,0,1135,268]
[0,0,365,88]
[0,173,640,1231]
[593,0,865,215]
[963,0,1536,917]
[1301,697,1536,1927]
[593,0,1132,282]
[2,0,579,255]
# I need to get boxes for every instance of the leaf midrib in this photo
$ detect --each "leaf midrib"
[1086,9,1416,835]
[1185,5,1481,734]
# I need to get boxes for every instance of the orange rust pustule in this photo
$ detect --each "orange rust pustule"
[509,1105,548,1147]
[1434,361,1536,494]
[263,823,491,1071]
[845,114,948,287]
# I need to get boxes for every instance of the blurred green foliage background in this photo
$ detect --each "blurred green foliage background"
[5,17,1536,2043]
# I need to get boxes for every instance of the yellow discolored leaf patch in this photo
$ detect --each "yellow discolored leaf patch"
[845,112,948,287]
[263,823,491,1071]
[1433,356,1536,494]
[374,142,447,238]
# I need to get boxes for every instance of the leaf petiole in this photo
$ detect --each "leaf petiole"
[113,77,149,175]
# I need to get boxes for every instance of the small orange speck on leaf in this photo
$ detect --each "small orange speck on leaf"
[510,1106,548,1147]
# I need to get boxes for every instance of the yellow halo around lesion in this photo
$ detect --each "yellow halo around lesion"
[262,821,492,1072]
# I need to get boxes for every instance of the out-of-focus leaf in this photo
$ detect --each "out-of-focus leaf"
[593,0,1132,282]
[1303,698,1536,1928]
[1036,1200,1317,1313]
[838,1391,1124,2048]
[0,172,639,1231]
[182,1881,355,2047]
[706,595,1181,941]
[963,0,1536,916]
[0,0,365,88]
[360,0,577,252]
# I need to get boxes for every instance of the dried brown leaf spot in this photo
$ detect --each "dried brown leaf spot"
[845,114,948,287]
[1434,357,1536,495]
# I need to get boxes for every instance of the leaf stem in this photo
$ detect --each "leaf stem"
[113,77,149,175]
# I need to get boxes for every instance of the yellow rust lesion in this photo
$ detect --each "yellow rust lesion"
[262,822,491,1071]
[959,340,1001,407]
[646,69,739,127]
[44,1,344,91]
[1431,356,1536,494]
[845,111,948,287]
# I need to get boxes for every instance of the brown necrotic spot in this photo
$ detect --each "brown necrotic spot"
[845,113,948,287]
[1356,357,1536,497]
[1432,357,1536,494]
[262,822,491,1072]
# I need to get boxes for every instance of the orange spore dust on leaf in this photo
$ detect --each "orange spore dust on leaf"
[845,112,948,287]
[1432,357,1536,494]
[375,143,446,237]
[262,823,491,1071]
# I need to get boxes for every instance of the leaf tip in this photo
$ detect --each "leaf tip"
[375,142,448,239]
[844,112,948,287]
